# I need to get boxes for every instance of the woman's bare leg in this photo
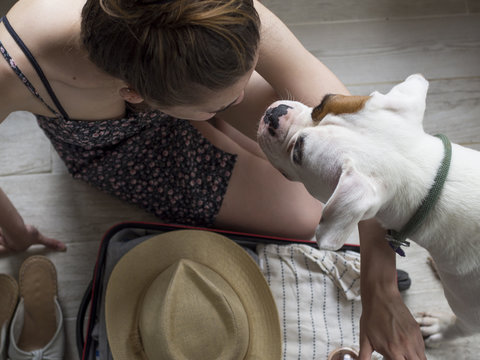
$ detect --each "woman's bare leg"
[191,119,322,239]
[190,72,323,240]
[194,72,322,239]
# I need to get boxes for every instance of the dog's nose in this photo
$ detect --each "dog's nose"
[262,104,292,136]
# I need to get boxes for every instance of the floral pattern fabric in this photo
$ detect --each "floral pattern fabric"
[0,37,236,227]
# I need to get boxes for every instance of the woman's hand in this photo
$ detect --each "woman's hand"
[0,188,66,254]
[358,219,426,360]
[0,224,66,254]
[358,283,426,359]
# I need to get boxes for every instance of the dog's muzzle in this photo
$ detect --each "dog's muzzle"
[261,104,293,136]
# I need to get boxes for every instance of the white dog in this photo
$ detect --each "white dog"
[257,74,480,345]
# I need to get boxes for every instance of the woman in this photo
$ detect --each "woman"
[0,0,425,358]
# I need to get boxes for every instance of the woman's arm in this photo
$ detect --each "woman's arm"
[0,65,65,253]
[219,1,349,140]
[0,187,66,253]
[254,0,349,103]
[358,219,426,360]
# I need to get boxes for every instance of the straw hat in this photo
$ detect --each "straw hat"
[105,230,281,360]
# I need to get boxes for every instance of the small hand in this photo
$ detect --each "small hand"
[0,224,66,254]
[358,288,426,360]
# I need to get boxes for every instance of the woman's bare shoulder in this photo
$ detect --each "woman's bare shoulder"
[6,0,84,53]
[0,59,38,120]
[0,0,126,119]
[0,0,78,114]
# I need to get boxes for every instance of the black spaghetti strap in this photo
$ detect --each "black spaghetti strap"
[1,16,70,119]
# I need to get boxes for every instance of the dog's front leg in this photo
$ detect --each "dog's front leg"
[416,312,466,347]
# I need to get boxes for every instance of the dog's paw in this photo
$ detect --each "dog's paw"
[415,311,457,347]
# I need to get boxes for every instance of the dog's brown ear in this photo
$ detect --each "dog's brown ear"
[312,95,371,123]
[315,159,381,250]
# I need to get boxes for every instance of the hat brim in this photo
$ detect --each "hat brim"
[105,230,281,359]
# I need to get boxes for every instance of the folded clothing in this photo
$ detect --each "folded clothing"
[257,244,382,360]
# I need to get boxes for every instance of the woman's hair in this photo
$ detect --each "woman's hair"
[81,0,260,107]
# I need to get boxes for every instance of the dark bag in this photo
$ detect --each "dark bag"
[76,221,360,359]
[76,221,410,359]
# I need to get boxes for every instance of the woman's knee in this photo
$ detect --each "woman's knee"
[283,197,322,240]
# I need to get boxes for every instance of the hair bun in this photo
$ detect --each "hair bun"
[141,0,174,4]
[99,0,173,22]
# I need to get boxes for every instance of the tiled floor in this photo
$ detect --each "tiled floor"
[1,1,479,359]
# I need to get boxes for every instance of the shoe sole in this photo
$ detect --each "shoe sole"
[0,274,18,331]
[17,256,58,351]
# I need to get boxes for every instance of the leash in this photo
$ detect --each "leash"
[387,134,452,256]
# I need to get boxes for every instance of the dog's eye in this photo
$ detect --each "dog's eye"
[286,141,294,154]
[292,135,305,165]
[279,170,291,180]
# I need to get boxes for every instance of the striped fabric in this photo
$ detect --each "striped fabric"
[257,244,382,360]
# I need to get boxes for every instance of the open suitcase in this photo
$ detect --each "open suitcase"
[75,221,409,359]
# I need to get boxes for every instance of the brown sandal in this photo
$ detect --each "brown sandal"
[17,256,58,351]
[0,274,18,359]
[8,256,64,359]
